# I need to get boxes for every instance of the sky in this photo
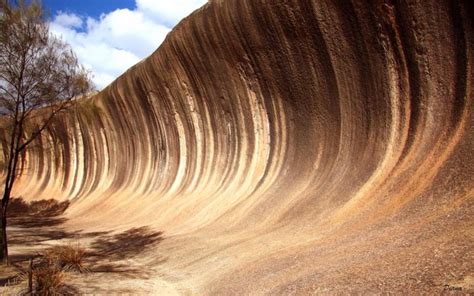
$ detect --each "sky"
[46,0,208,90]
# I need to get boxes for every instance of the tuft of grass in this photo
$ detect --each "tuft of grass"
[1,244,87,295]
[42,243,88,273]
[34,266,65,295]
[13,244,86,295]
[16,264,65,295]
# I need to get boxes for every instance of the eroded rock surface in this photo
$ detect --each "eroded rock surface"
[4,0,473,294]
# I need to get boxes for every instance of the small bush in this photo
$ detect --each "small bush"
[17,264,65,295]
[29,199,70,216]
[15,245,85,295]
[34,266,65,295]
[42,243,88,273]
[8,197,69,217]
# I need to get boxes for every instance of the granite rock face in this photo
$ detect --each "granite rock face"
[5,0,474,293]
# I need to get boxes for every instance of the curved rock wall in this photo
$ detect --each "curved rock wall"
[6,0,473,293]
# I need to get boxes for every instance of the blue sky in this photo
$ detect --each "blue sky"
[47,1,208,89]
[43,0,135,20]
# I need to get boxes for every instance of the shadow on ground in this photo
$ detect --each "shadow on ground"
[86,227,165,277]
[90,227,164,260]
[7,198,76,264]
[2,197,166,290]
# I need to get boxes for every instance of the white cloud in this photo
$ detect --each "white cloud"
[53,12,83,29]
[50,0,207,90]
[137,0,208,26]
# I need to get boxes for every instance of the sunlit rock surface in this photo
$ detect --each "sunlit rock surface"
[6,0,474,293]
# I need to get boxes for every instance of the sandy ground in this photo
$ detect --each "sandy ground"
[0,216,178,295]
[1,204,473,295]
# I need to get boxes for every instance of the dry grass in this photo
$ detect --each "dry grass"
[0,286,15,296]
[9,244,87,294]
[15,265,65,295]
[0,264,22,294]
[42,243,88,273]
[33,266,65,295]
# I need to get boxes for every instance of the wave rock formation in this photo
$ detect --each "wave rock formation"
[6,0,474,293]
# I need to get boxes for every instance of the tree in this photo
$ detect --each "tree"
[0,0,93,264]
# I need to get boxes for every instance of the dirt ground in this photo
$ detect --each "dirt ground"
[0,215,177,295]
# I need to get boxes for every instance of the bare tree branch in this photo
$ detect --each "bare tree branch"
[0,0,94,263]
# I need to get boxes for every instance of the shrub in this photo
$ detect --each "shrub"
[14,244,85,295]
[8,197,69,217]
[29,199,70,217]
[42,243,88,273]
[34,266,65,295]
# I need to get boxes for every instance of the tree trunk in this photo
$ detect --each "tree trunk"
[0,207,7,265]
[0,193,9,265]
